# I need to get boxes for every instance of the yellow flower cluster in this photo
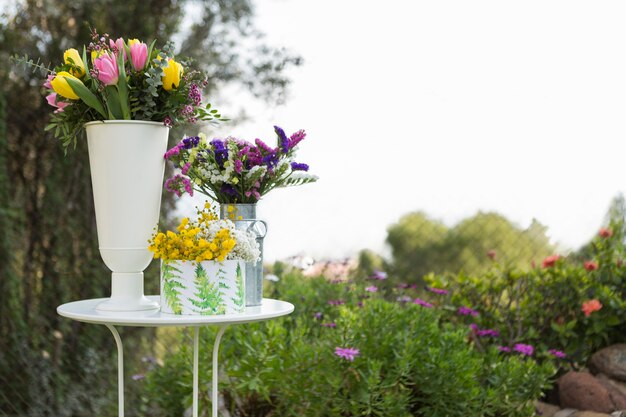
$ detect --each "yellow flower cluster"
[148,203,237,262]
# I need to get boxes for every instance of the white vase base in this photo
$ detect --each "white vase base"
[96,272,160,311]
[96,296,160,312]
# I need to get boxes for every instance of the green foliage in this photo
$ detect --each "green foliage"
[190,263,226,315]
[386,211,554,283]
[423,216,626,368]
[231,262,245,309]
[162,262,186,314]
[143,272,555,416]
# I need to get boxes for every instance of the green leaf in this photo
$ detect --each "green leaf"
[116,50,131,119]
[65,77,107,118]
[105,86,123,119]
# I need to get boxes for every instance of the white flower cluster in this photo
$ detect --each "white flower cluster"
[207,219,260,262]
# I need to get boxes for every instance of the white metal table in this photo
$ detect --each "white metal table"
[57,296,294,417]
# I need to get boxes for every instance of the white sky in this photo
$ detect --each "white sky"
[183,0,626,262]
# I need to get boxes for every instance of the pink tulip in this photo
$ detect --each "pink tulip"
[129,42,148,71]
[45,93,70,113]
[94,53,119,86]
[109,37,127,61]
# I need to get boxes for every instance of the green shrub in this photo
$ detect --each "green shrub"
[142,272,554,416]
[423,221,626,368]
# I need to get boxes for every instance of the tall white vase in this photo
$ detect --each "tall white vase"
[85,120,169,311]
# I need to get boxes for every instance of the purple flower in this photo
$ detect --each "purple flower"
[255,138,274,154]
[181,162,191,175]
[182,136,200,149]
[290,162,309,171]
[365,286,378,293]
[210,139,228,168]
[164,175,193,197]
[513,343,534,356]
[334,347,360,361]
[188,83,202,106]
[328,300,345,306]
[397,295,412,303]
[289,129,306,149]
[497,346,511,352]
[314,312,323,320]
[471,325,499,337]
[413,298,433,308]
[548,349,567,358]
[220,183,238,198]
[321,322,336,328]
[370,270,387,280]
[234,159,243,174]
[457,306,479,317]
[274,125,289,153]
[131,374,145,381]
[163,116,173,127]
[427,287,449,295]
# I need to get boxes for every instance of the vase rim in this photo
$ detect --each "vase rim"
[84,120,170,128]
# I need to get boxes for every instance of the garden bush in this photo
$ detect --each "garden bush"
[142,272,554,417]
[423,221,626,368]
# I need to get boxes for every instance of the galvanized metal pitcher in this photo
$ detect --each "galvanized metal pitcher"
[219,204,267,306]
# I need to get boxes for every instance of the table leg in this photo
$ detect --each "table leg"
[193,327,200,417]
[212,325,228,417]
[192,325,229,417]
[105,324,124,417]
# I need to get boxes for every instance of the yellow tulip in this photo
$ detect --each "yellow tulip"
[162,59,183,91]
[128,38,140,46]
[63,48,85,77]
[50,71,81,100]
[90,49,105,63]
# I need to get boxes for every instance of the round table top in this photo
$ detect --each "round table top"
[57,296,294,327]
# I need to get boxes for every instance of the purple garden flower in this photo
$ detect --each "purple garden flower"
[457,306,479,317]
[164,143,182,159]
[513,343,534,356]
[497,346,511,352]
[328,300,345,306]
[131,374,145,381]
[274,125,290,153]
[370,270,387,280]
[365,286,378,293]
[181,136,200,149]
[321,323,336,328]
[413,298,433,308]
[314,312,323,320]
[164,175,193,197]
[255,138,274,154]
[334,347,360,361]
[470,324,499,337]
[427,287,449,295]
[290,162,309,171]
[397,295,412,303]
[289,129,306,149]
[548,349,567,358]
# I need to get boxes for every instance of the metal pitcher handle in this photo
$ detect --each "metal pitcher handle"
[246,219,268,239]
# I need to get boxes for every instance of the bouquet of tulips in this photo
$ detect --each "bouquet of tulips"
[38,29,224,149]
[163,125,318,204]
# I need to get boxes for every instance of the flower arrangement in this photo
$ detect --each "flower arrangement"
[27,28,225,150]
[163,125,317,203]
[148,202,259,263]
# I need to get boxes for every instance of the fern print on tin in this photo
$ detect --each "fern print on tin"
[160,260,245,315]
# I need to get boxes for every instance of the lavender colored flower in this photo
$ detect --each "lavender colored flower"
[427,287,449,295]
[365,286,378,293]
[357,301,364,308]
[513,343,534,356]
[497,346,511,352]
[163,116,173,127]
[181,162,191,175]
[548,349,567,358]
[274,125,289,153]
[413,298,433,308]
[334,347,360,361]
[165,175,193,197]
[255,138,274,154]
[210,139,228,167]
[290,162,309,171]
[181,136,200,149]
[476,328,500,337]
[321,322,336,328]
[328,300,345,306]
[397,295,412,303]
[220,183,238,198]
[457,306,479,317]
[234,159,243,174]
[314,312,323,320]
[370,270,387,280]
[289,129,306,149]
[164,144,182,159]
[131,374,145,381]
[188,83,202,106]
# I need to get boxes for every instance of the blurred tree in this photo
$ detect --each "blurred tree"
[386,211,554,283]
[0,1,299,415]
